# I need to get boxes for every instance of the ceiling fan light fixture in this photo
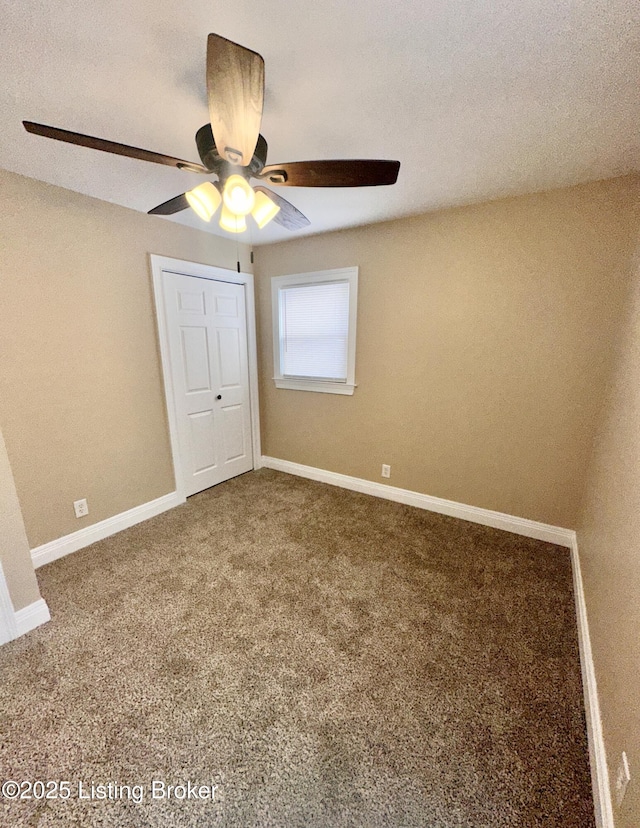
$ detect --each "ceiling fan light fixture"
[185,182,221,222]
[251,190,281,229]
[222,174,255,217]
[219,204,247,233]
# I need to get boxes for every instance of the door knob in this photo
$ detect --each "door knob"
[216,394,222,400]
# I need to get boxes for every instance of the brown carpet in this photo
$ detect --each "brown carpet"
[1,469,594,827]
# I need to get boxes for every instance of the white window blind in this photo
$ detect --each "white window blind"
[271,267,358,395]
[280,281,350,381]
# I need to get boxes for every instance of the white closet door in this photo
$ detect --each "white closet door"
[163,272,253,496]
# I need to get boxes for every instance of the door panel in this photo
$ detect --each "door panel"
[188,410,218,473]
[181,327,211,392]
[217,328,242,387]
[178,290,207,314]
[163,273,253,495]
[214,294,239,316]
[222,405,246,461]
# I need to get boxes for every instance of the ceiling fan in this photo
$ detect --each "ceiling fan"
[23,33,401,234]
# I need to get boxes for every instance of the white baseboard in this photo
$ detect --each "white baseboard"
[261,456,574,547]
[0,561,18,645]
[570,535,613,828]
[31,491,184,569]
[14,598,51,638]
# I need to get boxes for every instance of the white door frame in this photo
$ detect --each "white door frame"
[150,254,262,502]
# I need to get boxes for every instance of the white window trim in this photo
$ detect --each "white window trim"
[271,266,358,395]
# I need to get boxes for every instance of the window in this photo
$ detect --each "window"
[272,267,358,394]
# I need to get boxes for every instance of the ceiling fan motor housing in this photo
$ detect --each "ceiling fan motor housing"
[196,124,268,179]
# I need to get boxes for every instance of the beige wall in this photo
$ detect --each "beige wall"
[577,242,640,828]
[0,425,41,611]
[254,175,640,528]
[0,168,249,550]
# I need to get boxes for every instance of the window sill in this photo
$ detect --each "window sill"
[274,378,356,395]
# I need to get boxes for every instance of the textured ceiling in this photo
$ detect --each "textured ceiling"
[1,0,638,245]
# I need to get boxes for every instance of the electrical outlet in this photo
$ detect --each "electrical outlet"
[73,498,89,519]
[381,464,391,479]
[615,751,631,807]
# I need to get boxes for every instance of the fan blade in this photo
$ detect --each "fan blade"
[23,121,209,173]
[259,159,400,187]
[254,186,310,230]
[148,193,190,215]
[206,33,264,167]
